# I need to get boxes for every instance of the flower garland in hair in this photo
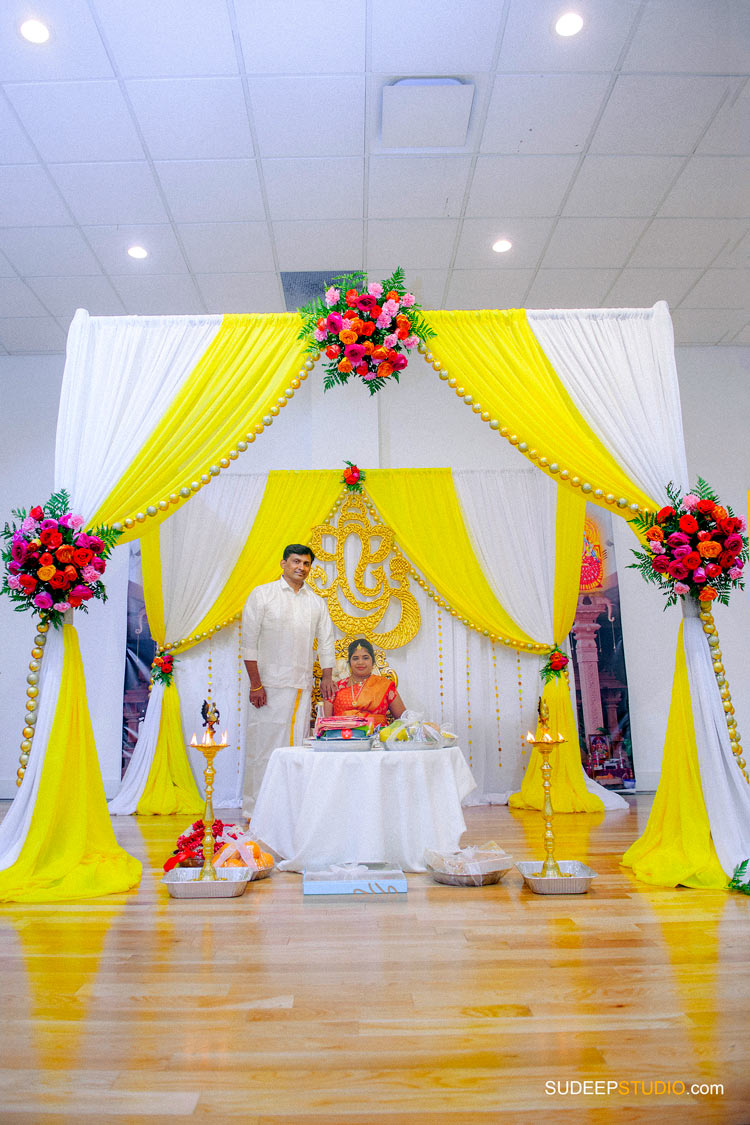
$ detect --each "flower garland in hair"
[1,489,120,629]
[298,267,435,395]
[629,479,748,609]
[540,647,569,685]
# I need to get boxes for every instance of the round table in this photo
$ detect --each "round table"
[250,745,476,872]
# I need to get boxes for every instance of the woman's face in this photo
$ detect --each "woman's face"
[350,646,374,678]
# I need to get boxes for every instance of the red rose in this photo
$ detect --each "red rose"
[40,528,63,548]
[683,551,701,569]
[667,560,688,580]
[696,530,710,541]
[68,595,82,608]
[49,571,69,589]
[39,552,53,567]
[343,470,355,484]
[29,506,44,520]
[719,550,737,569]
[705,564,721,578]
[696,499,715,515]
[18,574,37,593]
[724,533,743,553]
[678,514,699,534]
[342,308,358,320]
[345,289,359,306]
[651,555,670,573]
[719,517,739,535]
[73,548,93,567]
[370,304,382,319]
[356,363,369,376]
[656,506,675,523]
[359,321,375,337]
[325,344,341,359]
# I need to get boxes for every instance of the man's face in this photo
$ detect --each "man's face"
[281,552,312,588]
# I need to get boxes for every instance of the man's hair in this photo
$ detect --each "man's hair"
[283,543,314,562]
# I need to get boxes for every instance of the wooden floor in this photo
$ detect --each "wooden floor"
[0,794,748,1124]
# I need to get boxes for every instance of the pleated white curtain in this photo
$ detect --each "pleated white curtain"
[109,473,267,813]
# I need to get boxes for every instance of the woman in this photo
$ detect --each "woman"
[323,638,405,729]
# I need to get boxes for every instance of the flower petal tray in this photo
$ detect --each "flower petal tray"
[162,866,252,898]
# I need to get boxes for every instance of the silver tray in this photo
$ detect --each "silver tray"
[515,860,596,895]
[310,736,375,752]
[162,866,252,898]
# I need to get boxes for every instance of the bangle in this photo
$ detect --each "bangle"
[249,684,264,693]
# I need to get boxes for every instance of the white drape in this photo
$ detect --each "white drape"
[109,473,267,813]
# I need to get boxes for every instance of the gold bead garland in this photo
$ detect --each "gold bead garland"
[207,641,213,702]
[112,352,321,534]
[437,604,445,723]
[164,610,242,655]
[419,341,644,517]
[700,605,749,784]
[237,618,243,760]
[465,634,473,768]
[516,650,526,758]
[16,617,49,786]
[492,640,502,770]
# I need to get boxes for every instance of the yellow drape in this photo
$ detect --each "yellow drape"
[89,314,308,541]
[364,468,536,647]
[0,626,142,902]
[424,310,659,515]
[621,621,726,888]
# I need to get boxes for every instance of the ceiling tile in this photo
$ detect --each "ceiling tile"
[109,274,205,314]
[81,224,188,273]
[92,0,237,77]
[498,0,640,71]
[0,277,50,316]
[629,218,748,268]
[381,83,475,149]
[454,218,554,269]
[367,219,458,269]
[177,223,275,274]
[25,275,126,318]
[5,81,143,163]
[0,0,113,81]
[194,273,284,314]
[0,226,101,275]
[0,165,71,226]
[481,75,610,155]
[366,268,448,308]
[126,78,253,160]
[154,159,265,223]
[698,82,750,156]
[591,76,730,155]
[713,226,750,268]
[679,269,749,309]
[0,250,14,277]
[0,317,67,352]
[237,1,365,75]
[729,320,750,345]
[273,221,363,271]
[369,157,472,220]
[603,268,704,308]
[0,96,37,163]
[445,269,534,309]
[542,218,648,268]
[371,0,503,73]
[466,155,579,218]
[263,158,364,221]
[50,162,168,224]
[659,157,750,218]
[670,307,749,346]
[623,0,750,73]
[249,77,365,158]
[563,156,684,217]
[526,269,620,308]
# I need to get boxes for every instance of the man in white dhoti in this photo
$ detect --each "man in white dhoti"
[241,544,335,818]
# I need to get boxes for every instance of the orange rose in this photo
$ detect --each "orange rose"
[348,317,364,334]
[359,321,375,336]
[698,586,718,601]
[345,289,359,306]
[372,346,388,361]
[37,565,55,582]
[396,314,410,329]
[644,526,664,542]
[396,326,409,339]
[55,544,75,564]
[338,358,353,373]
[339,329,357,345]
[343,308,358,319]
[63,565,78,582]
[386,289,399,301]
[698,540,722,558]
[363,340,375,354]
[316,317,327,331]
[378,362,394,378]
[713,505,727,521]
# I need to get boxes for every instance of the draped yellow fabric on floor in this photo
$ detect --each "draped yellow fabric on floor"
[621,622,726,888]
[0,626,142,902]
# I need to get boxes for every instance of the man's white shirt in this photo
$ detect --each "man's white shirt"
[241,576,335,689]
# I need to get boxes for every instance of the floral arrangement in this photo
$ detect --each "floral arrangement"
[540,647,569,685]
[163,819,239,870]
[1,489,119,629]
[151,650,176,687]
[629,479,748,608]
[298,267,435,395]
[341,460,365,493]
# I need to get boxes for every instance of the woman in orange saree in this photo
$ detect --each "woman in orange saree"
[324,638,406,730]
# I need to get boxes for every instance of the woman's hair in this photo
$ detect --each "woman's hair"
[347,637,375,663]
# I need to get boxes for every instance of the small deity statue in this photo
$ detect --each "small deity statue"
[201,699,220,733]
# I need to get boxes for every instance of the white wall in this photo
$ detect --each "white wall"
[1,344,748,795]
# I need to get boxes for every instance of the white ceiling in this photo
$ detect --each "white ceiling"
[0,0,748,354]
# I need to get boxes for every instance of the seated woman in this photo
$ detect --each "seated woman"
[323,637,406,730]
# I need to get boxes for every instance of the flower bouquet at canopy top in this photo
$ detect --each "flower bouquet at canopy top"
[629,478,748,609]
[297,267,435,395]
[1,489,119,629]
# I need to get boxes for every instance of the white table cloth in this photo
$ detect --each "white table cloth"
[250,745,477,872]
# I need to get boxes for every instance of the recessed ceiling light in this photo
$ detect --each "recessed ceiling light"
[555,12,583,36]
[127,245,148,260]
[492,239,513,254]
[20,18,50,43]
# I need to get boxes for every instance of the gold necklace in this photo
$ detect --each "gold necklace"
[351,675,370,700]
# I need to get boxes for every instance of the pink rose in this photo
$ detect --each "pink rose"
[367,282,383,298]
[326,312,343,333]
[729,567,743,580]
[650,541,666,554]
[383,333,398,349]
[344,343,366,364]
[7,575,21,590]
[314,328,326,343]
[667,560,688,580]
[355,294,378,314]
[692,567,707,583]
[666,532,690,547]
[87,535,104,553]
[57,513,73,528]
[75,533,91,550]
[8,560,21,575]
[651,555,670,573]
[91,557,106,574]
[54,601,71,612]
[21,516,38,533]
[81,565,99,583]
[737,516,747,533]
[403,335,419,349]
[325,286,340,307]
[705,563,721,578]
[391,353,408,370]
[11,541,27,563]
[40,518,58,530]
[673,582,690,596]
[71,584,94,600]
[69,514,84,529]
[401,293,415,307]
[33,591,53,610]
[671,545,691,559]
[375,313,392,329]
[362,369,380,381]
[724,534,743,553]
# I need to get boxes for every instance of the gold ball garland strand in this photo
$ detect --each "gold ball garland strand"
[437,604,445,724]
[419,343,645,518]
[17,616,50,786]
[466,634,473,769]
[699,605,749,784]
[517,650,525,758]
[111,354,321,534]
[492,640,502,771]
[237,619,243,762]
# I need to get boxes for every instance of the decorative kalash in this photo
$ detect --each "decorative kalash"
[515,698,597,894]
[189,700,228,881]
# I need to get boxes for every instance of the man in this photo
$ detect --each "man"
[241,544,335,818]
